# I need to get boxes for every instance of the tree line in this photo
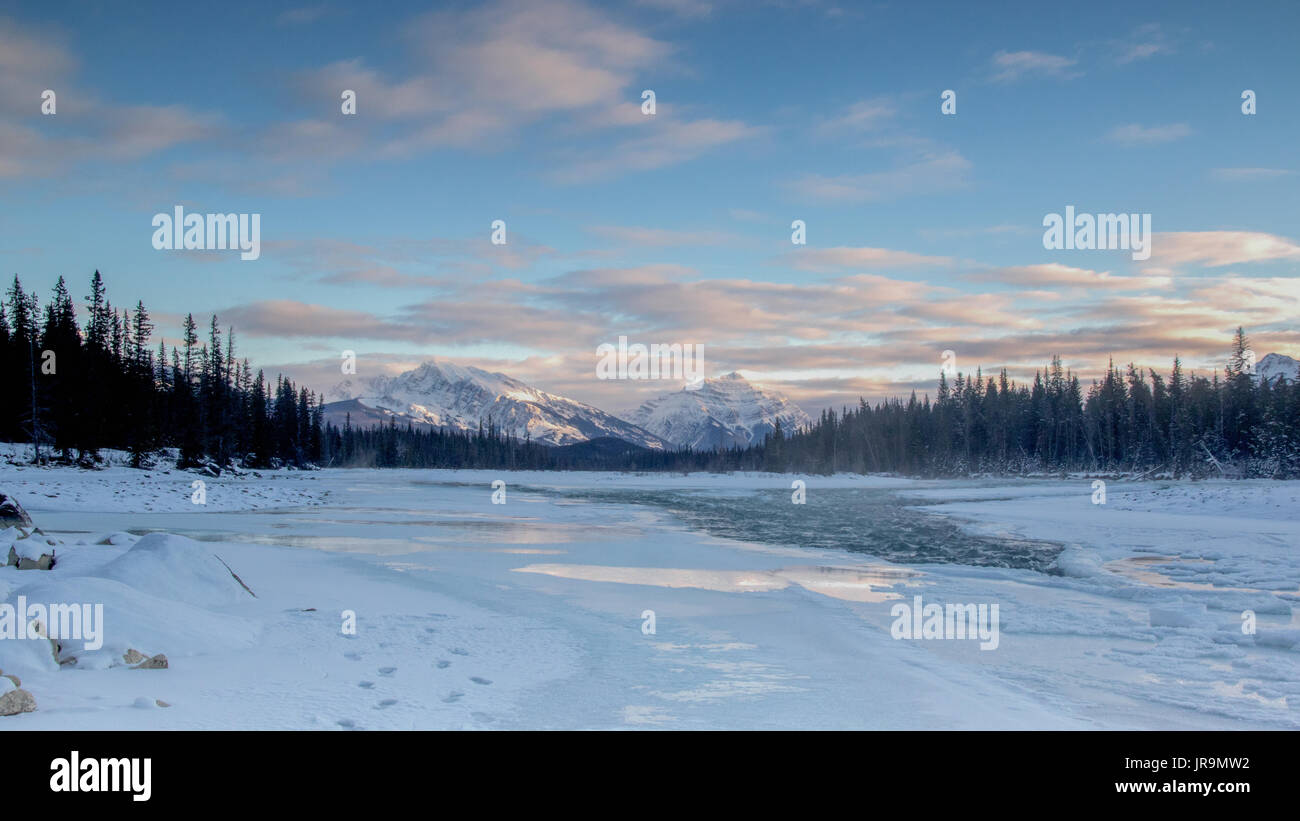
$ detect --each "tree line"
[756,329,1299,478]
[2,272,323,469]
[3,272,1295,478]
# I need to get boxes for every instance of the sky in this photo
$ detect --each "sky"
[1,0,1297,415]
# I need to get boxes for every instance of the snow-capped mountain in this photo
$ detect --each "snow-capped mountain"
[322,360,669,449]
[1255,352,1299,385]
[626,372,811,451]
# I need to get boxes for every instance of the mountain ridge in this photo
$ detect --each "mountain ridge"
[322,360,671,449]
[321,361,811,453]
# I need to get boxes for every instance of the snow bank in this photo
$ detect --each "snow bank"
[0,614,61,674]
[98,533,254,609]
[14,576,259,670]
[1,532,259,683]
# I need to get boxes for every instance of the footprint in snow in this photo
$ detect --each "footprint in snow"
[436,660,451,669]
[375,699,398,709]
[378,666,397,676]
[337,719,358,730]
[343,651,361,661]
[442,692,464,703]
[469,676,492,686]
[358,681,375,689]
[449,648,469,656]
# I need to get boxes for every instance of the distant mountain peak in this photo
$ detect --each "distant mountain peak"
[627,373,810,450]
[1255,352,1299,385]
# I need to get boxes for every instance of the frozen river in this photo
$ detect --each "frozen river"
[4,465,1299,729]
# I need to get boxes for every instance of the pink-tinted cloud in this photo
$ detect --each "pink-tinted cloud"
[1144,231,1300,271]
[784,246,954,271]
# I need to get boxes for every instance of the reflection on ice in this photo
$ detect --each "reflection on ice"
[127,519,595,554]
[1106,555,1297,594]
[1105,555,1216,589]
[513,562,921,602]
[777,565,922,602]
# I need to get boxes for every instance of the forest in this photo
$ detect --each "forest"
[2,272,321,470]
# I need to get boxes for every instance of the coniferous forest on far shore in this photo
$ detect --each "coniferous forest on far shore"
[3,272,1298,478]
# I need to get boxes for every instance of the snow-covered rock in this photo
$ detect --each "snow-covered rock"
[0,493,32,528]
[323,359,669,449]
[626,372,812,450]
[7,545,54,570]
[4,525,57,570]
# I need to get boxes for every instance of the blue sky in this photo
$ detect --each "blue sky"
[1,0,1297,412]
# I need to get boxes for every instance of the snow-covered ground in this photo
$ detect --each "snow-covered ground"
[2,456,1297,729]
[0,443,328,513]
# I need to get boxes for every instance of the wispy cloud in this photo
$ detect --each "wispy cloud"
[635,0,715,18]
[285,0,756,179]
[549,116,760,182]
[917,224,1029,240]
[990,50,1080,82]
[968,263,1172,291]
[1210,167,1294,182]
[221,301,430,342]
[0,17,221,178]
[1105,122,1192,145]
[1112,23,1175,64]
[264,234,558,288]
[814,97,896,137]
[781,247,954,271]
[587,225,742,247]
[789,151,971,203]
[1144,230,1300,271]
[287,0,669,155]
[277,5,330,25]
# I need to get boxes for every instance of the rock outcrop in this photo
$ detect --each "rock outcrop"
[124,649,169,669]
[7,544,55,570]
[0,688,37,716]
[0,670,37,717]
[0,493,33,528]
